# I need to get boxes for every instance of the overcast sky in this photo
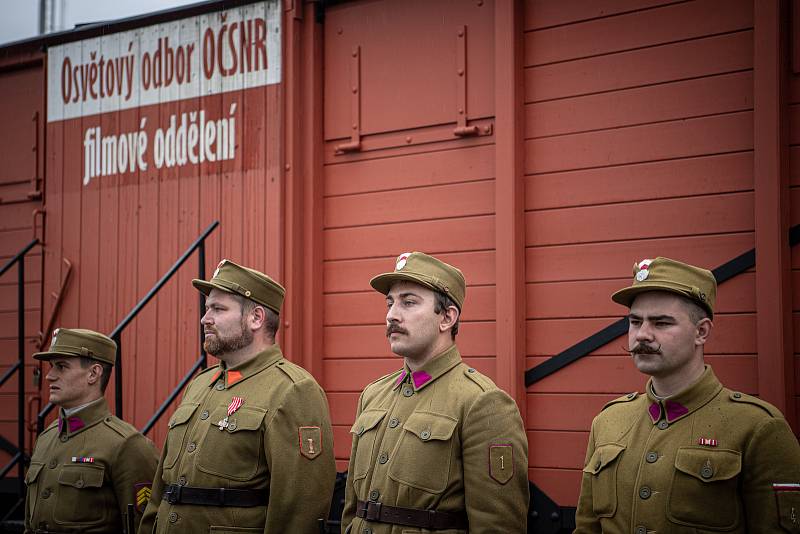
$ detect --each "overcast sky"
[0,0,199,46]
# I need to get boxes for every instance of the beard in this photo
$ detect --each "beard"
[204,318,253,356]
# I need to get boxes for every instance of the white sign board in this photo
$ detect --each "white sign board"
[47,1,281,123]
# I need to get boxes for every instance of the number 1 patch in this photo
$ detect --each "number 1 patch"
[299,426,322,460]
[489,444,513,484]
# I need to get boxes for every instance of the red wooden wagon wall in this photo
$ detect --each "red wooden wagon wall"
[0,48,45,477]
[1,0,798,510]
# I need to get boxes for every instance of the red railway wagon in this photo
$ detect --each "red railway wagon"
[0,0,798,531]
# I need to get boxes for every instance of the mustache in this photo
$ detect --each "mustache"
[386,324,408,337]
[623,343,662,355]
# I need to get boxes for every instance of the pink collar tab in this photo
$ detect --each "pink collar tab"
[411,370,432,389]
[58,416,85,434]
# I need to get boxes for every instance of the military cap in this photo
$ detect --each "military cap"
[611,256,716,318]
[192,259,285,314]
[370,251,466,310]
[33,328,117,365]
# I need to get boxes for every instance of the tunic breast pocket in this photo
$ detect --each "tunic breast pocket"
[388,411,458,494]
[349,409,388,482]
[163,402,199,470]
[667,447,742,530]
[53,463,108,526]
[197,405,268,481]
[583,443,625,518]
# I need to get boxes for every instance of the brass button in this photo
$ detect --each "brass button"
[378,452,389,464]
[168,512,178,523]
[636,526,647,534]
[467,368,475,373]
[646,452,658,463]
[402,387,413,397]
[60,435,68,442]
[228,421,237,431]
[200,410,209,420]
[48,459,58,469]
[733,392,742,399]
[41,488,51,499]
[75,480,84,488]
[701,466,713,479]
[369,490,380,500]
[187,442,196,453]
[215,383,225,391]
[420,430,431,441]
[639,486,651,500]
[178,476,187,486]
[388,417,400,428]
[657,420,669,430]
[627,393,635,399]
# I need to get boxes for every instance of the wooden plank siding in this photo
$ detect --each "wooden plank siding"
[0,60,44,474]
[524,0,757,506]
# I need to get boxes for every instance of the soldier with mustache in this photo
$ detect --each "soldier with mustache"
[341,252,529,533]
[574,257,800,534]
[139,259,335,533]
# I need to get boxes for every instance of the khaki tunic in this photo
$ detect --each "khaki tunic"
[139,344,336,534]
[575,365,800,534]
[341,345,529,534]
[24,397,159,533]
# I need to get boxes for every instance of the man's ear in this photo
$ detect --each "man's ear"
[695,317,713,347]
[249,305,267,331]
[439,305,460,334]
[86,362,103,386]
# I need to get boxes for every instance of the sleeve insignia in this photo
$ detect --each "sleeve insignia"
[135,482,152,512]
[488,443,514,485]
[299,426,322,460]
[774,483,800,532]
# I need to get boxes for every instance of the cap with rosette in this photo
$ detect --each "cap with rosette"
[192,259,285,314]
[611,256,716,318]
[369,251,466,310]
[33,328,117,366]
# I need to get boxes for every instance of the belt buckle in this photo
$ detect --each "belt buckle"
[365,500,382,521]
[166,484,182,504]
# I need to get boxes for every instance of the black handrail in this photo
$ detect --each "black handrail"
[37,220,218,428]
[0,238,39,518]
[141,355,206,435]
[525,224,800,387]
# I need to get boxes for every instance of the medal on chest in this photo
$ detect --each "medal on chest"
[218,396,244,430]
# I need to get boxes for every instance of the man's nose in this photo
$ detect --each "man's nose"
[386,302,400,323]
[201,309,212,325]
[45,368,57,382]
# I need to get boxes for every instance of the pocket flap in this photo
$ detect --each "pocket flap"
[674,447,741,482]
[58,463,105,489]
[224,406,267,433]
[584,443,625,475]
[25,461,44,485]
[168,403,199,428]
[403,411,458,441]
[350,409,387,435]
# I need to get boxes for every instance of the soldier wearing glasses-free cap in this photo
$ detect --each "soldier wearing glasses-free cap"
[341,252,529,534]
[139,259,336,534]
[24,328,159,534]
[574,257,800,534]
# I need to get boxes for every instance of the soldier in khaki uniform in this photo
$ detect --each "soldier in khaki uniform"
[575,257,800,534]
[24,328,159,533]
[342,252,529,534]
[139,259,336,534]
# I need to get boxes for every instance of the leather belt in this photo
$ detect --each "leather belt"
[356,500,468,530]
[163,484,267,507]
